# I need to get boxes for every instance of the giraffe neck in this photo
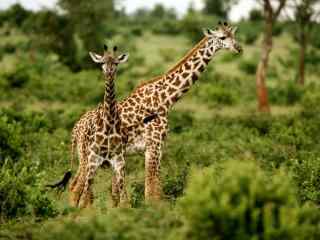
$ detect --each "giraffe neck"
[159,36,221,109]
[103,73,118,126]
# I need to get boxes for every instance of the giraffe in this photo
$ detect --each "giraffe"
[67,21,242,206]
[68,44,130,208]
[115,21,243,201]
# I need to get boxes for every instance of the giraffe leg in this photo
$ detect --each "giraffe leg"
[69,168,80,192]
[79,154,100,208]
[69,168,86,207]
[69,152,88,207]
[111,154,128,207]
[144,116,167,202]
[111,173,120,207]
[145,142,162,202]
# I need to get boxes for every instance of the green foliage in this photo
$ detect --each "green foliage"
[0,159,57,220]
[180,12,217,43]
[203,0,238,19]
[292,156,320,204]
[3,63,30,88]
[33,208,178,240]
[151,19,180,35]
[238,21,262,44]
[309,25,320,49]
[249,9,263,22]
[168,111,193,133]
[269,81,304,105]
[178,161,317,240]
[0,114,23,164]
[238,58,257,75]
[300,86,320,118]
[0,4,30,28]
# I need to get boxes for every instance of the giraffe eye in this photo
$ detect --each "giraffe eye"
[220,36,226,40]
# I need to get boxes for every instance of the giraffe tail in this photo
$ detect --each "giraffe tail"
[45,171,72,192]
[70,128,77,171]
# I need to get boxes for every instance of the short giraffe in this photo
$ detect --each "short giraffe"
[69,45,129,208]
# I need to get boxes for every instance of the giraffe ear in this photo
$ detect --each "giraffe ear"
[231,26,238,35]
[117,53,129,63]
[89,52,104,63]
[203,28,215,37]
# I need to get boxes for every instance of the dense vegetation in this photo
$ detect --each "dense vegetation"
[0,1,320,239]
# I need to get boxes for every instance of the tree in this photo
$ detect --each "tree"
[289,0,320,85]
[0,3,30,27]
[249,8,264,21]
[58,0,117,69]
[150,4,177,19]
[255,0,287,112]
[203,0,238,19]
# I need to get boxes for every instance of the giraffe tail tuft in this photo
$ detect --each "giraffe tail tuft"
[46,170,72,192]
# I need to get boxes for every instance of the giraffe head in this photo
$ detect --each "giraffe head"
[203,21,242,54]
[89,45,129,76]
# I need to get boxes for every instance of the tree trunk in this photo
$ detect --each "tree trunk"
[298,28,306,85]
[256,13,273,113]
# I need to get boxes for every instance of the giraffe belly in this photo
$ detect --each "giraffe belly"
[126,133,145,154]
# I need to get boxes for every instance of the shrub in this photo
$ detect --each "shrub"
[4,64,30,88]
[291,156,320,204]
[168,111,193,134]
[180,13,217,43]
[269,81,304,105]
[163,164,189,201]
[178,161,300,240]
[33,208,178,240]
[197,84,236,106]
[0,114,23,164]
[238,21,262,44]
[238,59,257,75]
[0,159,57,220]
[300,87,320,118]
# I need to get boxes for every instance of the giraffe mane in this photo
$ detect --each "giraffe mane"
[166,36,208,74]
[130,36,209,93]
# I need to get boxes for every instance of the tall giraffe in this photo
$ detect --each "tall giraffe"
[115,21,242,201]
[69,45,129,208]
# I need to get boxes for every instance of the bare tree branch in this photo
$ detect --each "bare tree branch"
[274,0,287,18]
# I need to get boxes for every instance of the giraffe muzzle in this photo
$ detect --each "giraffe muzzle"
[234,44,243,54]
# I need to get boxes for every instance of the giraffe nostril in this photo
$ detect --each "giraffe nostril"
[235,44,243,53]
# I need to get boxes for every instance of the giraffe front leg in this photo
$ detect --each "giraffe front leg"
[111,155,129,208]
[144,115,168,202]
[145,142,162,202]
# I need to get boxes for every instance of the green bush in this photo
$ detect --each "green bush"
[238,21,262,44]
[300,87,320,118]
[180,13,217,43]
[168,111,193,134]
[0,114,23,164]
[177,160,313,240]
[34,208,177,240]
[292,156,320,204]
[238,59,257,75]
[269,81,304,105]
[151,19,180,35]
[0,159,57,220]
